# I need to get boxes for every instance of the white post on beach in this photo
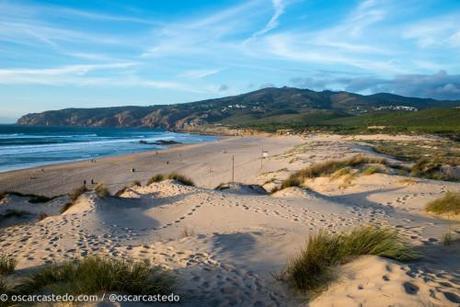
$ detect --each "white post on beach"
[232,155,235,183]
[260,144,263,171]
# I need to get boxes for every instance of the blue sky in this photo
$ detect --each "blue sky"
[1,0,460,122]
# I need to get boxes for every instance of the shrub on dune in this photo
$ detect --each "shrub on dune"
[19,256,174,296]
[426,191,460,216]
[284,226,416,293]
[0,255,16,275]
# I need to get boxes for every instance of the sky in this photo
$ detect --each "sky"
[1,0,460,122]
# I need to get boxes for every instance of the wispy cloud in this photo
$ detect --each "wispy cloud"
[403,14,460,48]
[178,69,221,79]
[252,0,286,37]
[0,63,204,92]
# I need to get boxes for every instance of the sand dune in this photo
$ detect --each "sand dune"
[0,134,459,306]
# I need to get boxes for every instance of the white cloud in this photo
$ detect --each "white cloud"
[0,63,205,92]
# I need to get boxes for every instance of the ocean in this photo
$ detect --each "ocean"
[0,125,216,173]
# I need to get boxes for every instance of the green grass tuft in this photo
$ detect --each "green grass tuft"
[0,255,17,275]
[285,226,417,292]
[19,256,174,296]
[426,191,460,215]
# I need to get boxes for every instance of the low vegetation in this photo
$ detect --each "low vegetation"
[410,159,451,181]
[0,191,54,204]
[19,256,174,296]
[367,139,460,181]
[442,232,454,246]
[277,155,386,191]
[284,226,416,293]
[115,181,142,197]
[0,255,16,275]
[426,192,460,216]
[147,173,195,186]
[69,185,88,202]
[0,209,31,220]
[95,183,110,198]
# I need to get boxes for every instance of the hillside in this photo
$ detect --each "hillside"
[16,87,460,133]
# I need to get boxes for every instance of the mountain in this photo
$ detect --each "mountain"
[16,87,460,132]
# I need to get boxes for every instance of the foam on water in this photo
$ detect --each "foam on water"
[0,125,215,172]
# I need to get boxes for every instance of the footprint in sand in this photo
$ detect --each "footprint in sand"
[403,282,419,295]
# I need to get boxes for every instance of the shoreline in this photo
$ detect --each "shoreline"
[0,134,303,196]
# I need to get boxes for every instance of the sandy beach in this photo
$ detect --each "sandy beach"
[1,134,459,306]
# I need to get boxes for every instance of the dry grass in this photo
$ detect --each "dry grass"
[115,181,143,197]
[0,255,16,275]
[69,185,88,202]
[0,209,31,220]
[0,191,53,204]
[278,155,386,191]
[284,226,416,293]
[147,173,195,186]
[426,191,460,216]
[95,183,110,198]
[38,212,49,221]
[147,174,165,185]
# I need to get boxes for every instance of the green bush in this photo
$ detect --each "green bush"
[285,226,416,292]
[19,256,174,295]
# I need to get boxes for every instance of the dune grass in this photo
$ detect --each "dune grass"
[0,255,16,275]
[147,173,195,186]
[115,181,142,197]
[95,183,110,198]
[426,191,460,216]
[19,256,174,296]
[284,226,416,293]
[61,185,89,213]
[277,155,386,191]
[69,185,88,202]
[147,174,165,185]
[0,209,31,220]
[0,191,54,204]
